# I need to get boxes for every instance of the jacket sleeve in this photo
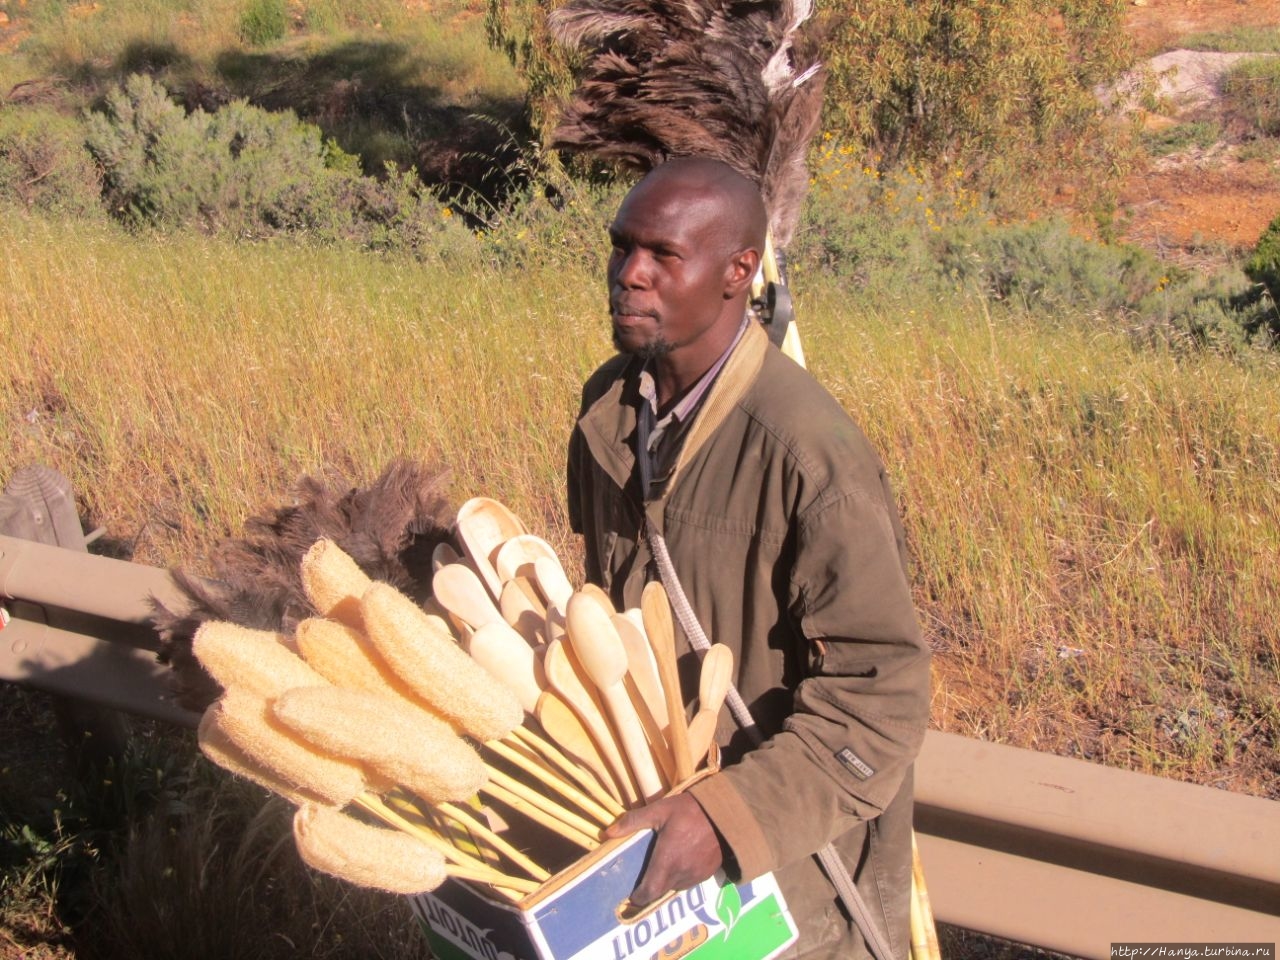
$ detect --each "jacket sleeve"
[687,474,931,880]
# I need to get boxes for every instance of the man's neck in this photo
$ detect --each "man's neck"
[649,313,750,411]
[651,310,748,407]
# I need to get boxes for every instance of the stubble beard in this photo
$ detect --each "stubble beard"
[613,326,673,361]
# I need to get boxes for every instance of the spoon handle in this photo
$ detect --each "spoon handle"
[641,582,695,783]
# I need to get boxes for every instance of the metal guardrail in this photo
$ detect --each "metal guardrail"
[2,532,1278,957]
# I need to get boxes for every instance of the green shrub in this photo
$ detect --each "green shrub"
[1245,215,1280,305]
[85,73,324,231]
[0,107,104,218]
[1237,215,1280,343]
[935,219,1166,317]
[238,0,288,47]
[1220,56,1280,137]
[82,73,476,255]
[1137,267,1279,351]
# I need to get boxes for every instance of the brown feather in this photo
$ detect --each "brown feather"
[151,458,454,711]
[548,0,824,246]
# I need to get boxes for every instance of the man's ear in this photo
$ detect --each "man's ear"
[723,247,761,299]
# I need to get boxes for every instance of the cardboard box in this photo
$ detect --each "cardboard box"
[409,828,797,960]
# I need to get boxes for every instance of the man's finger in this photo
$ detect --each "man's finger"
[604,805,663,839]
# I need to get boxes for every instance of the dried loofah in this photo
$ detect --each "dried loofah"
[360,582,522,742]
[293,803,447,895]
[273,686,487,804]
[300,538,372,631]
[293,617,408,699]
[208,688,367,807]
[192,621,329,700]
[197,708,328,807]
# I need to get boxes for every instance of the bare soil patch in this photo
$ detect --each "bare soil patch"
[1115,1,1280,262]
[1125,0,1280,56]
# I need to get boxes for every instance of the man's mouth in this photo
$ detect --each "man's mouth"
[611,301,656,322]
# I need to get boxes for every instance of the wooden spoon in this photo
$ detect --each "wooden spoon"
[494,533,560,583]
[565,594,665,801]
[612,611,668,728]
[641,581,695,784]
[531,692,622,805]
[499,579,547,646]
[533,556,574,614]
[468,622,543,713]
[456,498,527,601]
[608,612,674,783]
[433,563,504,631]
[431,541,461,573]
[579,582,616,617]
[686,644,733,769]
[543,638,638,806]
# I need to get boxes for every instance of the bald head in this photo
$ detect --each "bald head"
[605,156,766,400]
[628,158,768,257]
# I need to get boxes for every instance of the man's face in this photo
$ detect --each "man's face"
[607,177,737,363]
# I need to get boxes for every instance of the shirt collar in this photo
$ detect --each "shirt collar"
[637,315,751,427]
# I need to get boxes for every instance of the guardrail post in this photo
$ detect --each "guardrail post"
[1,465,131,773]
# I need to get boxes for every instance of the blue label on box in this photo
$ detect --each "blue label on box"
[412,831,797,960]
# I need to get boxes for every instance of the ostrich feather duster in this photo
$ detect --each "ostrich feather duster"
[549,0,825,248]
[150,458,454,711]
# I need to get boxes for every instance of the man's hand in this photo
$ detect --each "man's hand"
[604,792,724,906]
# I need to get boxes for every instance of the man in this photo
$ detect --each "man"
[566,157,931,959]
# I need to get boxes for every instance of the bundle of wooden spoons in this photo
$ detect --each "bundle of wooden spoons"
[193,497,732,903]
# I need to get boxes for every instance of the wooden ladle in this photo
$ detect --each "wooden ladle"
[686,644,733,769]
[565,593,665,801]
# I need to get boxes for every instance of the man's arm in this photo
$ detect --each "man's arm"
[696,482,929,878]
[613,479,930,892]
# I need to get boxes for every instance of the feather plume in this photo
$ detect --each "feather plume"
[549,0,825,247]
[151,458,455,711]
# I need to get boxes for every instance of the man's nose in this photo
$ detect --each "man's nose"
[613,249,651,289]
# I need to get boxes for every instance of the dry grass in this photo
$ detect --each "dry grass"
[801,282,1280,795]
[1,214,601,565]
[4,210,1277,799]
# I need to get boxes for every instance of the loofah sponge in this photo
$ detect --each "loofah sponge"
[273,686,487,804]
[294,804,448,895]
[360,582,522,742]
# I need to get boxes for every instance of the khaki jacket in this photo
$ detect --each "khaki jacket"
[567,321,931,959]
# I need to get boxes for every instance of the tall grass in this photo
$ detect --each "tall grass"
[1,213,603,562]
[3,210,1277,797]
[801,282,1280,791]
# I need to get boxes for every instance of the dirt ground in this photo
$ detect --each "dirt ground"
[1117,0,1280,260]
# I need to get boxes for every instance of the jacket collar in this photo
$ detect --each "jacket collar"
[576,320,770,504]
